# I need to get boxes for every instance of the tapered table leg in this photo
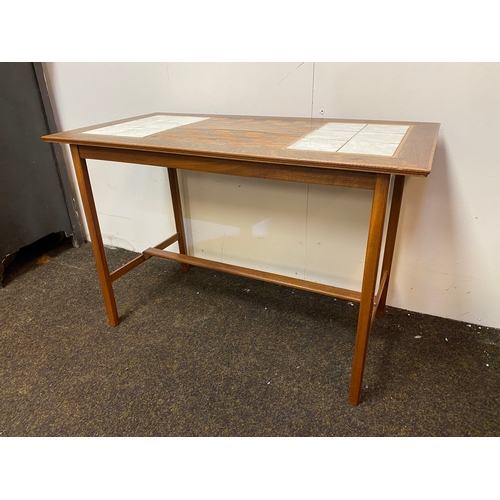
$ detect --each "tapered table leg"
[70,145,119,326]
[349,174,390,405]
[375,175,405,318]
[167,168,190,272]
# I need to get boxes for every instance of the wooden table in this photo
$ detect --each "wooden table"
[43,113,440,405]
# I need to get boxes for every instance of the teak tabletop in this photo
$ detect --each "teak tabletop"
[43,113,440,405]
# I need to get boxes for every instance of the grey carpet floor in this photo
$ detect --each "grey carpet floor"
[0,236,498,436]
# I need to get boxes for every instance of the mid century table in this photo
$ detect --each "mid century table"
[43,113,440,405]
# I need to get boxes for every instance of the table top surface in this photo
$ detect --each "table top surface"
[43,113,440,177]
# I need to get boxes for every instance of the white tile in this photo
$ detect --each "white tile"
[362,124,409,134]
[307,130,358,141]
[338,140,399,156]
[288,137,347,152]
[83,115,209,137]
[287,122,367,151]
[354,132,406,143]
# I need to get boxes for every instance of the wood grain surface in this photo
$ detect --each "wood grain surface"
[43,113,440,177]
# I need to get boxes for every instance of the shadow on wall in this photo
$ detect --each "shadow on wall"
[178,170,373,292]
[390,138,464,315]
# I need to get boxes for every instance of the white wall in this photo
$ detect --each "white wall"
[43,62,500,328]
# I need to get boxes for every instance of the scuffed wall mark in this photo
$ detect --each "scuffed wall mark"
[99,212,132,221]
[278,62,305,85]
[103,234,136,252]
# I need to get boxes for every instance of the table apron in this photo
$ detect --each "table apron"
[77,145,377,190]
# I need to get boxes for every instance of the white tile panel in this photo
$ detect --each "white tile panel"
[83,114,208,138]
[287,122,408,156]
